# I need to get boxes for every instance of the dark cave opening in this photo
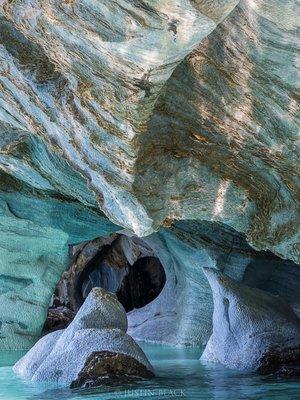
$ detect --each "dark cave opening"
[43,235,166,333]
[116,256,166,312]
[75,251,166,313]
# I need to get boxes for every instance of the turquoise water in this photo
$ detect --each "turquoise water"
[0,343,299,400]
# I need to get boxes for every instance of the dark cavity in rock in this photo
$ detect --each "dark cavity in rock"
[43,234,166,332]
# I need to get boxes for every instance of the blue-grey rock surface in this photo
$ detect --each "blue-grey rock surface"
[13,287,154,384]
[125,223,300,346]
[0,0,297,257]
[201,268,300,371]
[0,0,298,371]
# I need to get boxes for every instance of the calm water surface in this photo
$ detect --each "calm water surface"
[0,343,299,400]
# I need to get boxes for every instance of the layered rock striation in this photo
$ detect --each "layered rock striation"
[0,0,298,368]
[0,0,297,258]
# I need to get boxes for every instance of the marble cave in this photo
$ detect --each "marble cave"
[0,1,299,399]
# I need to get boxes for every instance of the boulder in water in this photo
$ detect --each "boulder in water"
[13,288,154,385]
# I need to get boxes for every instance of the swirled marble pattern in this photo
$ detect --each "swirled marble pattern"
[0,0,298,349]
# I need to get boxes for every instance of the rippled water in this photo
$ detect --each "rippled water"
[0,343,299,400]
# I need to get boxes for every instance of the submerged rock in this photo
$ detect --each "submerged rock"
[13,288,154,385]
[201,268,300,372]
[70,351,155,388]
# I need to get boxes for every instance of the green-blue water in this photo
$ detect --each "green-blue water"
[0,343,299,400]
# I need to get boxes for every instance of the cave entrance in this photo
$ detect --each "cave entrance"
[43,235,166,333]
[117,256,166,312]
[79,255,165,312]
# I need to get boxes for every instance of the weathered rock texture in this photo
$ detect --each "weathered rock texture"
[43,306,75,333]
[45,234,166,324]
[126,223,300,346]
[0,0,298,257]
[258,344,300,377]
[43,227,300,348]
[13,287,154,385]
[201,268,300,372]
[70,351,155,388]
[0,0,298,351]
[0,181,118,349]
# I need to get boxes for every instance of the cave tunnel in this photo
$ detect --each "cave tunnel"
[43,235,166,333]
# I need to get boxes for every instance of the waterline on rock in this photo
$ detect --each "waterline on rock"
[1,343,300,400]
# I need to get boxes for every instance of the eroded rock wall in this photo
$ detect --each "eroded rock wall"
[132,221,300,346]
[0,1,297,262]
[44,224,299,347]
[0,0,298,350]
[0,156,117,349]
